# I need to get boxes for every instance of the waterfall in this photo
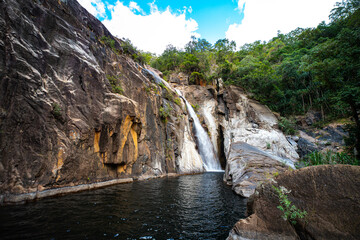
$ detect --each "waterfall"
[176,90,222,172]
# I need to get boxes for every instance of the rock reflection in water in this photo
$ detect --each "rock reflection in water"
[0,173,247,240]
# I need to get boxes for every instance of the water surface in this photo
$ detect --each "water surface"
[0,173,247,239]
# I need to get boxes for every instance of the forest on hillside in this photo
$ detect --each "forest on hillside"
[137,0,359,159]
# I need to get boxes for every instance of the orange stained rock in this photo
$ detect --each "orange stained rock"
[130,126,138,161]
[116,115,133,161]
[101,152,107,165]
[94,131,101,153]
[55,147,65,181]
[117,164,126,174]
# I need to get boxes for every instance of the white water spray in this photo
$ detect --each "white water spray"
[176,90,222,171]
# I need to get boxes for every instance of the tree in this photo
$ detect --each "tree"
[330,0,360,22]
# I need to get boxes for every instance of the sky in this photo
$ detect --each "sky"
[78,0,339,55]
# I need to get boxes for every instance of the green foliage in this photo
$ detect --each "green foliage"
[214,38,236,63]
[266,142,271,149]
[189,72,205,85]
[278,117,297,135]
[302,150,359,166]
[272,185,307,225]
[150,2,360,156]
[100,35,117,53]
[330,0,360,22]
[151,39,212,83]
[164,89,174,102]
[180,53,200,73]
[344,123,359,154]
[157,81,180,104]
[159,103,172,123]
[191,104,200,112]
[121,38,148,64]
[174,97,182,106]
[140,51,156,65]
[106,75,124,94]
[144,84,159,95]
[51,103,62,119]
[158,82,166,89]
[100,36,154,65]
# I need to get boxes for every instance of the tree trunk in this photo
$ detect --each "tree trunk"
[302,94,305,114]
[349,100,360,159]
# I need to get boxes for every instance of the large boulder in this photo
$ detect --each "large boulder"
[227,165,360,240]
[224,142,293,197]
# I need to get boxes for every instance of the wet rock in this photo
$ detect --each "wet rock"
[305,110,322,126]
[297,137,318,158]
[296,124,349,157]
[177,85,221,160]
[227,165,360,240]
[177,85,299,195]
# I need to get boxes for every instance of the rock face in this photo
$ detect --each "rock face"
[179,84,299,197]
[296,125,349,158]
[168,72,189,85]
[0,0,299,204]
[0,0,203,201]
[225,142,291,197]
[227,165,360,240]
[220,86,298,161]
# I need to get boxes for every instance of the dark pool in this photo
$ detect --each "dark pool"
[0,173,247,240]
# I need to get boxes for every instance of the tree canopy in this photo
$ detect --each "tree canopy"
[148,0,360,158]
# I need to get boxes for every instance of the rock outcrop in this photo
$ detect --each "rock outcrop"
[0,0,202,203]
[178,84,299,197]
[227,165,360,240]
[296,125,349,158]
[0,0,299,204]
[224,142,291,197]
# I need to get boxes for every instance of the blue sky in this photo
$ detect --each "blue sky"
[78,0,338,54]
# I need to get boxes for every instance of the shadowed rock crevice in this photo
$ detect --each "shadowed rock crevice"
[218,126,227,169]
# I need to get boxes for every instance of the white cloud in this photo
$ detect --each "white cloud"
[188,6,193,14]
[102,1,200,54]
[129,1,142,13]
[77,0,106,18]
[226,0,339,47]
[236,0,246,12]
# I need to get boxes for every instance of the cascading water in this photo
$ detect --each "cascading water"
[176,90,222,171]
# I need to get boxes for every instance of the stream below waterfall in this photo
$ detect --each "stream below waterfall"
[0,173,247,240]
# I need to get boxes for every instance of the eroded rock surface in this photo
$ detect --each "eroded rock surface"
[178,84,298,197]
[220,86,298,161]
[224,142,291,197]
[227,165,360,240]
[0,0,202,201]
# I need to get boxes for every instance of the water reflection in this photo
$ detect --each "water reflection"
[0,173,247,240]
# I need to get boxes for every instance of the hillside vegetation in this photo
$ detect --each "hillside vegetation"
[147,0,360,159]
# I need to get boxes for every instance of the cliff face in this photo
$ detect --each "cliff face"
[0,0,299,202]
[178,84,299,197]
[0,0,202,198]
